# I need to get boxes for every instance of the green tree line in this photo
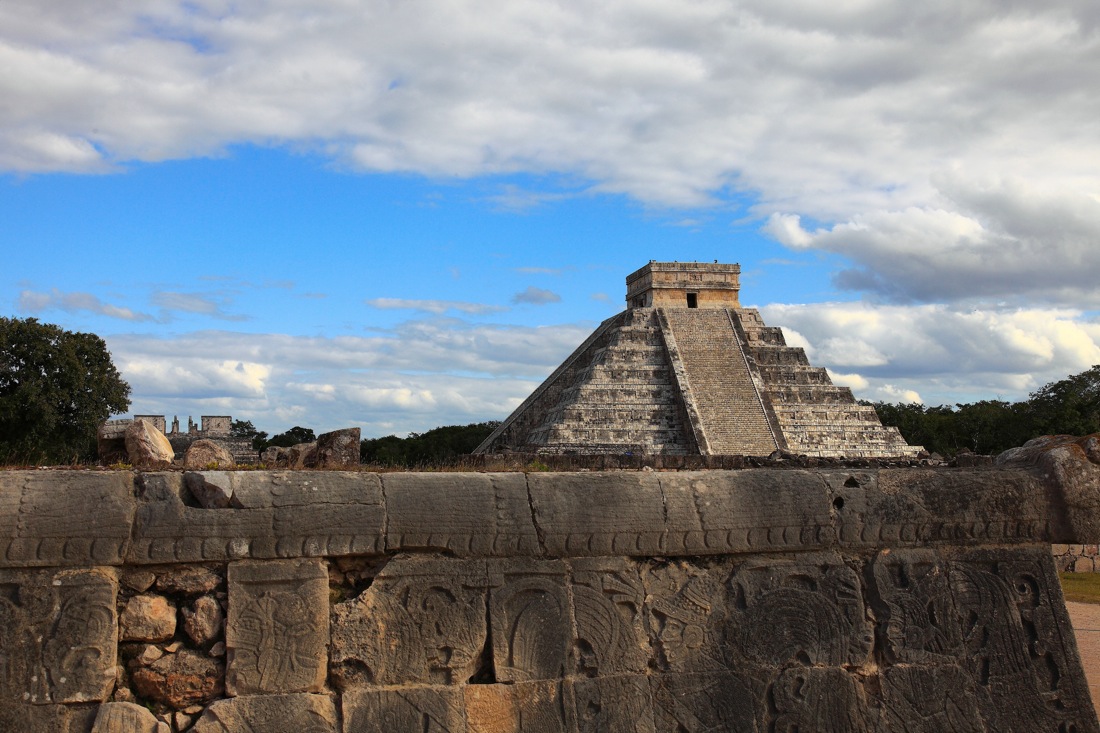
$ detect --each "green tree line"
[360,421,499,466]
[867,365,1100,457]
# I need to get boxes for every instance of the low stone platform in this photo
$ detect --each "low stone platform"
[2,434,1100,731]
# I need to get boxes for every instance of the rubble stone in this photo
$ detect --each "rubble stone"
[131,650,225,710]
[314,427,360,467]
[125,419,175,467]
[120,594,176,642]
[183,595,224,647]
[184,439,236,469]
[90,701,170,733]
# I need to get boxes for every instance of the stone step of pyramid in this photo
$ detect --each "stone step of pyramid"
[662,308,778,455]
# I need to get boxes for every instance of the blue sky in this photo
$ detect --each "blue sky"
[3,2,1099,437]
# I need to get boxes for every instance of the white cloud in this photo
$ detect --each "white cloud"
[511,286,562,306]
[18,288,154,322]
[761,301,1100,405]
[105,318,592,435]
[365,298,508,315]
[3,2,1099,306]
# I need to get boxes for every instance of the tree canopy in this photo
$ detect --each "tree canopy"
[868,365,1100,457]
[261,426,316,450]
[360,421,499,466]
[0,317,131,464]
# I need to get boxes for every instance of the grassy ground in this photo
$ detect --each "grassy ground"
[1061,572,1100,604]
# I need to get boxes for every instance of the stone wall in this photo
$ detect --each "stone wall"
[3,433,1100,731]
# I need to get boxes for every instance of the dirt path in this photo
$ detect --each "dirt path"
[1067,601,1100,718]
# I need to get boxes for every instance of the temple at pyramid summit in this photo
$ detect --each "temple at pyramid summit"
[475,261,921,458]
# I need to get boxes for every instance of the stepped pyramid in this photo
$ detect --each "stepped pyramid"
[476,261,921,458]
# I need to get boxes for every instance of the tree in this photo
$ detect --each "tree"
[0,317,131,464]
[360,421,500,466]
[263,426,316,449]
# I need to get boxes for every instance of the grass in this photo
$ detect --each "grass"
[1060,572,1100,604]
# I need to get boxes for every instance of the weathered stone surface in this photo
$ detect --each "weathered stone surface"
[184,439,236,469]
[126,419,175,467]
[0,471,133,567]
[490,560,570,682]
[343,686,466,733]
[191,693,337,733]
[97,419,130,463]
[286,442,317,469]
[568,675,656,733]
[131,650,225,710]
[91,701,171,733]
[314,427,360,467]
[998,433,1100,542]
[155,565,223,595]
[130,472,384,563]
[331,555,489,688]
[120,593,177,642]
[0,567,117,704]
[183,595,224,647]
[0,702,98,733]
[650,671,765,731]
[464,681,568,733]
[384,472,540,556]
[568,557,648,676]
[226,558,328,695]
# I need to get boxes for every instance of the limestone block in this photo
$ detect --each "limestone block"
[0,471,133,567]
[568,557,649,676]
[342,686,466,733]
[190,693,337,733]
[489,559,571,683]
[120,593,176,642]
[184,439,236,469]
[649,672,765,732]
[0,567,117,704]
[226,558,328,695]
[526,472,668,556]
[126,419,175,467]
[91,701,171,733]
[640,558,735,674]
[384,473,540,556]
[155,565,223,595]
[770,667,873,730]
[130,473,384,563]
[331,556,489,688]
[130,650,225,710]
[0,702,98,732]
[464,681,568,733]
[314,427,360,468]
[869,545,1095,730]
[568,675,656,733]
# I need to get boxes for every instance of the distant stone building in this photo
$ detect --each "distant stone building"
[476,261,921,458]
[103,414,257,463]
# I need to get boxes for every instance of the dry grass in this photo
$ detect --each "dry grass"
[1061,572,1100,604]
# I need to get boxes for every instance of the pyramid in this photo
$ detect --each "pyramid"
[476,261,921,458]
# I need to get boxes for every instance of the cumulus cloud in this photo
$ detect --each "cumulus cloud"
[18,288,154,321]
[106,318,593,435]
[761,301,1100,406]
[365,298,508,315]
[3,2,1099,304]
[512,286,562,305]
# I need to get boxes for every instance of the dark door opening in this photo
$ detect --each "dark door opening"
[686,293,698,308]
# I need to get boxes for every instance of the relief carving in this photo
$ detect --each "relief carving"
[342,686,466,733]
[650,672,763,732]
[642,560,730,673]
[569,558,648,676]
[331,556,489,687]
[569,675,655,733]
[226,559,328,695]
[491,562,570,683]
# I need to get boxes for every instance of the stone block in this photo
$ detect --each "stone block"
[568,675,655,733]
[0,471,133,567]
[384,473,540,556]
[331,555,490,688]
[0,567,117,704]
[464,681,568,733]
[226,558,329,695]
[649,672,765,732]
[130,650,224,710]
[568,557,649,676]
[130,473,384,563]
[126,419,175,467]
[120,593,176,642]
[342,685,466,733]
[190,693,337,733]
[489,559,571,683]
[0,702,98,732]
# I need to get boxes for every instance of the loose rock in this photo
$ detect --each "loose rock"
[184,439,236,470]
[183,595,224,647]
[315,427,361,468]
[120,594,176,643]
[125,419,175,467]
[155,566,222,596]
[130,650,225,710]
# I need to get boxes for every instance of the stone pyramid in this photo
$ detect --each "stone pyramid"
[476,261,921,458]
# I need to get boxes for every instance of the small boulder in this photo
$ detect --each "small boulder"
[130,650,225,710]
[91,701,170,733]
[155,566,222,596]
[315,427,361,468]
[184,439,236,469]
[125,419,175,467]
[182,595,224,647]
[97,421,130,463]
[287,441,318,469]
[120,594,177,642]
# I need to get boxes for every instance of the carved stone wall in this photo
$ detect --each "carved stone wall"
[2,435,1100,731]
